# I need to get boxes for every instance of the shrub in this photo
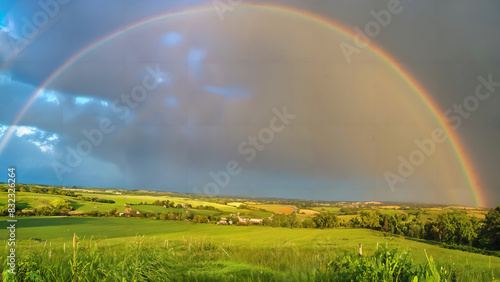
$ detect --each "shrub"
[328,244,446,281]
[193,215,208,224]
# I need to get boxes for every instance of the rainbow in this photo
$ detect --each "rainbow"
[0,3,487,207]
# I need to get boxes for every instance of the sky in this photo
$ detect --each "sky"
[0,0,499,207]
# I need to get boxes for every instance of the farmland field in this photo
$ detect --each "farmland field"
[312,207,342,213]
[1,187,498,281]
[1,216,499,281]
[0,191,264,218]
[299,209,320,215]
[248,204,288,212]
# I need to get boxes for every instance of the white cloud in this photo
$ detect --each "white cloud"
[75,96,94,105]
[0,125,8,139]
[15,126,36,137]
[38,90,60,104]
[1,124,59,153]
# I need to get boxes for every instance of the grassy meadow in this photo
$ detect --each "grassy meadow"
[0,186,497,281]
[0,191,271,218]
[1,217,500,281]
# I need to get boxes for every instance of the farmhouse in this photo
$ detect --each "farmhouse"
[122,208,141,216]
[237,217,249,223]
[248,218,263,224]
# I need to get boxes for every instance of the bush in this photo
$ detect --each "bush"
[329,244,446,281]
[0,206,11,216]
[301,218,316,228]
[36,206,56,216]
[190,214,206,223]
[313,213,340,228]
[339,207,359,215]
[50,200,73,211]
[84,210,105,217]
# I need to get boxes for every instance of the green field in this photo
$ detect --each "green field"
[0,216,492,260]
[312,207,342,213]
[0,191,269,218]
[1,187,497,281]
[1,217,499,281]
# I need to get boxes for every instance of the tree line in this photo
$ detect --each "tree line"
[309,208,500,252]
[253,207,500,252]
[1,184,115,203]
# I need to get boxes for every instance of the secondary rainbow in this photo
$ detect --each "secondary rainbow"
[0,3,487,207]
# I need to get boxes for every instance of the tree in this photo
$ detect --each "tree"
[107,208,117,217]
[167,212,177,220]
[406,220,424,239]
[0,206,10,216]
[287,213,299,228]
[348,216,362,228]
[312,213,340,228]
[36,206,56,216]
[359,211,380,229]
[379,214,391,232]
[424,221,441,241]
[479,206,500,249]
[263,218,272,226]
[228,215,239,225]
[437,210,477,245]
[182,211,193,220]
[193,215,208,224]
[50,200,73,212]
[301,218,316,228]
[339,207,359,215]
[271,214,288,227]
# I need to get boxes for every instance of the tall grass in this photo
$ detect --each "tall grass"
[1,237,496,281]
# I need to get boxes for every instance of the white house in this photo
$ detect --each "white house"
[249,218,263,224]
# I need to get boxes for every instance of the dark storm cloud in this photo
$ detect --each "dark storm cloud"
[1,0,499,206]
